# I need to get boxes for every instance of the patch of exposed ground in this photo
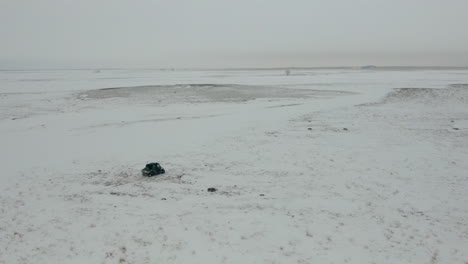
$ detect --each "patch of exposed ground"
[78,84,355,104]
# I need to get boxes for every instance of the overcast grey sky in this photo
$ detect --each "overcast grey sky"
[1,0,468,68]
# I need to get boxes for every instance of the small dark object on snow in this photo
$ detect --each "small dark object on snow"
[142,163,165,177]
[307,128,312,130]
[207,187,217,192]
[453,127,460,130]
[343,128,348,131]
[259,194,265,196]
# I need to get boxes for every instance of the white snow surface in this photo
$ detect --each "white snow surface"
[1,68,468,263]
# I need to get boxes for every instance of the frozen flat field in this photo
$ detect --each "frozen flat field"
[1,68,468,263]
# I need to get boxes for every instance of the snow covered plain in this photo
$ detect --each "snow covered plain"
[1,68,467,263]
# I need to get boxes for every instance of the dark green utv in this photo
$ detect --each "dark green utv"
[142,163,165,177]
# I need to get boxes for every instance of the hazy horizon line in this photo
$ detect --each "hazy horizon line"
[2,65,468,72]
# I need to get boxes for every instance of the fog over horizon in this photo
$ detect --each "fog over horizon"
[1,0,468,69]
